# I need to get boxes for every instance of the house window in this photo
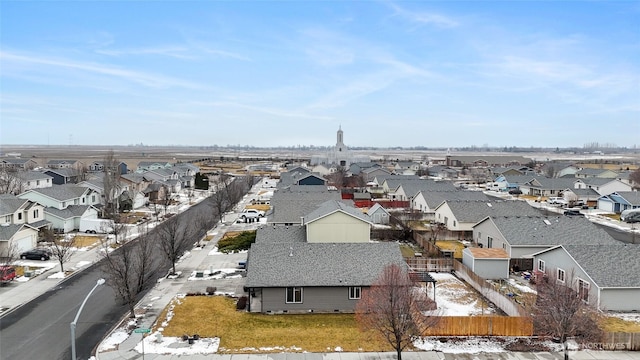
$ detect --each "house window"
[557,268,565,283]
[537,259,545,272]
[4,215,11,222]
[349,287,361,300]
[36,180,40,186]
[34,209,39,218]
[286,287,303,303]
[62,202,66,208]
[477,232,482,242]
[577,278,589,303]
[453,220,457,227]
[92,195,96,202]
[74,199,79,205]
[444,216,448,226]
[18,213,22,221]
[487,236,493,248]
[27,181,31,186]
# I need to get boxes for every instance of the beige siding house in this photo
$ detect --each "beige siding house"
[304,201,371,243]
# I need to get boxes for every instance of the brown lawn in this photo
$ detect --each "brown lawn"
[157,296,390,353]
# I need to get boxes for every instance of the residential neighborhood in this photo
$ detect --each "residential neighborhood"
[1,142,639,359]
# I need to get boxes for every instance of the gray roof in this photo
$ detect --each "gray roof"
[501,175,537,184]
[0,195,28,215]
[255,225,306,244]
[278,171,325,188]
[44,168,78,177]
[0,224,26,241]
[268,186,362,224]
[576,168,614,176]
[526,177,576,190]
[304,200,371,224]
[400,179,456,199]
[373,174,419,185]
[47,159,78,165]
[420,190,489,208]
[121,173,146,184]
[565,188,600,197]
[245,242,405,288]
[614,191,640,205]
[444,200,541,223]
[16,171,53,181]
[24,185,89,201]
[1,158,32,165]
[560,244,640,288]
[485,216,619,247]
[577,177,616,186]
[45,205,92,219]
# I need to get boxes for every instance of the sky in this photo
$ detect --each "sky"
[1,1,639,149]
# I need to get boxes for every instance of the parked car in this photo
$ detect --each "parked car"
[620,209,640,223]
[564,209,583,217]
[508,189,523,195]
[240,208,265,221]
[547,197,568,206]
[0,266,16,283]
[20,249,51,261]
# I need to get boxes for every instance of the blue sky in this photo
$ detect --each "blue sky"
[1,1,638,148]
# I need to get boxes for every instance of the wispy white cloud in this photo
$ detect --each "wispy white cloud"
[0,50,206,90]
[95,46,196,60]
[386,1,458,28]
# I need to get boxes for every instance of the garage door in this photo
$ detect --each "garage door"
[14,236,35,254]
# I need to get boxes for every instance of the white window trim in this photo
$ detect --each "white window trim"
[349,286,361,300]
[557,268,565,283]
[577,278,590,304]
[285,287,303,304]
[537,259,545,272]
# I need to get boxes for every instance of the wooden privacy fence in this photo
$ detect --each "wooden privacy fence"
[406,257,453,273]
[422,316,533,336]
[453,260,529,317]
[601,332,640,351]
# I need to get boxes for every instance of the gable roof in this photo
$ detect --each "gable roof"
[367,203,389,215]
[0,223,34,241]
[304,200,371,224]
[601,191,640,206]
[480,216,619,247]
[525,177,576,190]
[245,242,405,288]
[441,200,540,223]
[418,190,489,208]
[0,194,29,216]
[43,168,78,177]
[399,179,456,199]
[537,244,640,288]
[22,185,90,201]
[15,171,53,181]
[255,225,306,244]
[268,189,343,224]
[45,205,93,219]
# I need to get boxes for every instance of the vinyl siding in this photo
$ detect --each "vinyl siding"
[260,286,362,313]
[307,212,369,243]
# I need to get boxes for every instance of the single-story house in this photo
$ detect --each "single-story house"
[245,242,405,313]
[597,191,640,213]
[531,244,640,311]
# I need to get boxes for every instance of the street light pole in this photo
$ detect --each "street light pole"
[70,278,105,360]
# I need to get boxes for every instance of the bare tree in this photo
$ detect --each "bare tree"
[102,150,122,218]
[355,264,439,360]
[630,168,640,190]
[208,173,233,222]
[109,215,131,246]
[156,216,197,275]
[532,268,604,360]
[49,233,77,273]
[0,168,23,195]
[0,242,19,281]
[100,235,155,318]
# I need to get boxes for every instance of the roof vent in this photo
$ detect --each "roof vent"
[289,247,293,257]
[543,219,551,225]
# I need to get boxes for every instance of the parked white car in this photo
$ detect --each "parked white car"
[547,197,568,206]
[240,208,265,221]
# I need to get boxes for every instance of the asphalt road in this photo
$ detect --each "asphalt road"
[0,197,222,360]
